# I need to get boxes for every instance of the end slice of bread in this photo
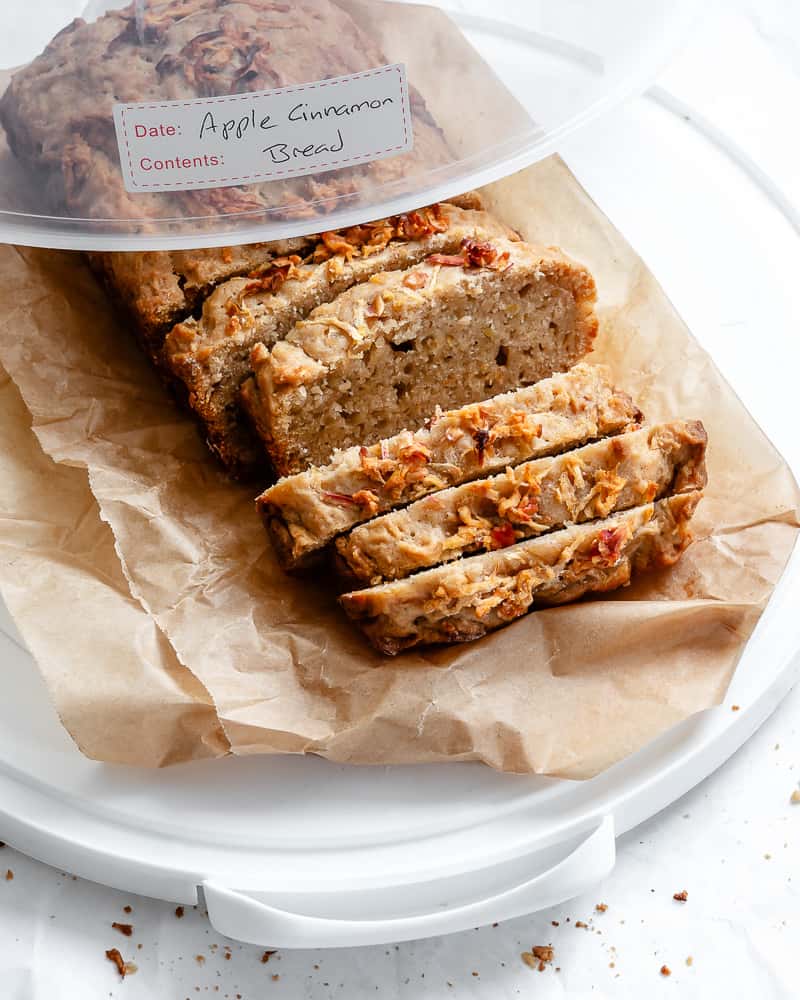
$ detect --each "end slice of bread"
[339,491,701,655]
[257,363,642,572]
[336,420,707,586]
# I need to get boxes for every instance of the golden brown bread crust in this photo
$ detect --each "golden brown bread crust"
[257,364,643,572]
[339,492,701,655]
[335,420,708,586]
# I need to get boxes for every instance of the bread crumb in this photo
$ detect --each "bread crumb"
[195,955,205,965]
[575,921,588,929]
[731,704,740,711]
[673,890,688,902]
[471,971,479,977]
[112,922,133,936]
[4,870,12,881]
[790,790,800,805]
[271,974,279,982]
[261,950,276,964]
[123,905,132,914]
[105,948,131,979]
[609,962,615,969]
[105,948,124,977]
[523,945,553,971]
[686,956,693,966]
[595,903,608,912]
[660,965,671,977]
[175,906,185,918]
[551,920,559,927]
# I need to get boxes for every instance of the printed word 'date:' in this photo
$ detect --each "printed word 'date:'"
[133,123,179,138]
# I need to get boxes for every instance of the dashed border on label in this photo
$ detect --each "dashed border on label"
[115,64,411,191]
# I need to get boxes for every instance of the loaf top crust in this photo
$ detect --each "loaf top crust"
[0,0,451,226]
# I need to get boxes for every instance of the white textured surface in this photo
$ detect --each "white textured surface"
[1,689,798,999]
[2,2,799,998]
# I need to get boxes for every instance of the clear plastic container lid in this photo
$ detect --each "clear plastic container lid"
[0,0,694,249]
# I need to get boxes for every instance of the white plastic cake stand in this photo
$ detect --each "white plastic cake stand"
[1,31,798,948]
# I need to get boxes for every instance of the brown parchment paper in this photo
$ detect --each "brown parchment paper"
[0,366,229,766]
[0,156,798,778]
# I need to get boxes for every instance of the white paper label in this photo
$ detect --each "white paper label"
[113,64,413,195]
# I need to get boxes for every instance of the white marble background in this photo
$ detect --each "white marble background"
[2,2,799,997]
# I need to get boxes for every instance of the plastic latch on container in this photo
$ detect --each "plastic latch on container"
[202,815,615,948]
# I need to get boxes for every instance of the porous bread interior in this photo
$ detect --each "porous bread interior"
[166,203,516,471]
[273,266,592,471]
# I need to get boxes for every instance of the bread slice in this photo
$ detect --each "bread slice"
[336,420,707,586]
[164,203,517,475]
[339,492,701,655]
[247,236,598,477]
[257,364,642,572]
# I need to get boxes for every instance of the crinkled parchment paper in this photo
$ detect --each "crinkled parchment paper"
[0,156,798,777]
[0,367,228,765]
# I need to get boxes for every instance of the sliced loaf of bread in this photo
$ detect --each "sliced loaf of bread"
[336,420,707,586]
[87,237,313,360]
[257,364,642,571]
[339,492,701,655]
[163,203,517,475]
[244,236,598,477]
